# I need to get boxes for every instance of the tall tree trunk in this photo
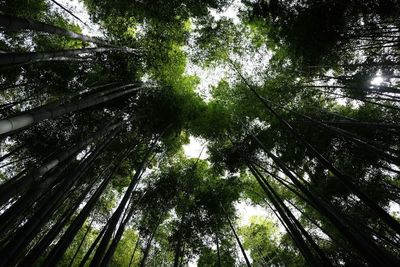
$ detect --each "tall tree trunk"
[49,0,87,25]
[250,163,331,266]
[128,236,140,267]
[248,164,320,267]
[0,47,137,66]
[0,158,72,234]
[322,120,400,130]
[215,229,221,267]
[0,137,112,267]
[247,130,400,266]
[77,220,110,267]
[67,218,94,267]
[0,84,139,136]
[139,237,154,267]
[99,197,137,267]
[17,148,117,266]
[0,14,110,46]
[280,103,400,164]
[259,91,400,234]
[0,97,33,113]
[223,206,252,267]
[232,61,400,236]
[41,145,134,267]
[0,144,25,163]
[18,175,99,267]
[139,220,161,267]
[285,198,340,245]
[89,128,169,267]
[0,121,121,205]
[173,214,186,267]
[327,91,400,112]
[89,146,152,267]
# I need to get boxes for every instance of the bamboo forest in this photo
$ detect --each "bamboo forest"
[1,0,400,266]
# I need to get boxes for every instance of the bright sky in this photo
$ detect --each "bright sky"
[183,136,209,159]
[52,0,103,36]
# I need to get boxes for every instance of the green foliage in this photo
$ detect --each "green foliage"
[1,0,400,266]
[240,216,305,266]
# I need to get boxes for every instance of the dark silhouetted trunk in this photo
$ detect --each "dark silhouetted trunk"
[89,129,168,267]
[223,206,252,267]
[41,145,133,267]
[0,122,121,206]
[247,130,399,266]
[0,14,110,46]
[248,164,320,267]
[128,237,140,267]
[250,163,331,266]
[231,61,400,238]
[0,137,112,267]
[89,151,149,267]
[100,198,137,267]
[0,47,136,66]
[0,85,139,136]
[78,221,110,267]
[67,218,94,267]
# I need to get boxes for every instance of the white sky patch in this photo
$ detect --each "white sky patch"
[209,0,244,24]
[371,76,384,86]
[185,63,233,101]
[235,201,270,226]
[50,0,103,36]
[231,44,272,86]
[389,201,400,217]
[183,136,209,159]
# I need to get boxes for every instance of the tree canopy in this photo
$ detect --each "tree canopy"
[0,0,400,266]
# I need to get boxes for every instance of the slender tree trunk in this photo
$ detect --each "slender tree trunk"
[232,61,400,236]
[49,0,87,25]
[0,137,112,267]
[67,218,94,267]
[327,91,400,112]
[0,144,25,163]
[89,149,150,267]
[216,229,221,267]
[248,164,320,267]
[0,47,137,66]
[139,237,154,267]
[0,158,72,234]
[0,122,121,206]
[250,163,331,265]
[260,94,400,231]
[139,217,162,267]
[0,14,110,46]
[173,215,186,267]
[128,237,140,267]
[99,197,137,267]
[223,206,252,267]
[247,130,399,266]
[285,198,340,245]
[18,174,99,267]
[89,129,168,267]
[0,84,139,136]
[0,157,30,168]
[274,101,400,160]
[322,120,400,130]
[41,145,134,267]
[77,221,110,267]
[0,97,33,112]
